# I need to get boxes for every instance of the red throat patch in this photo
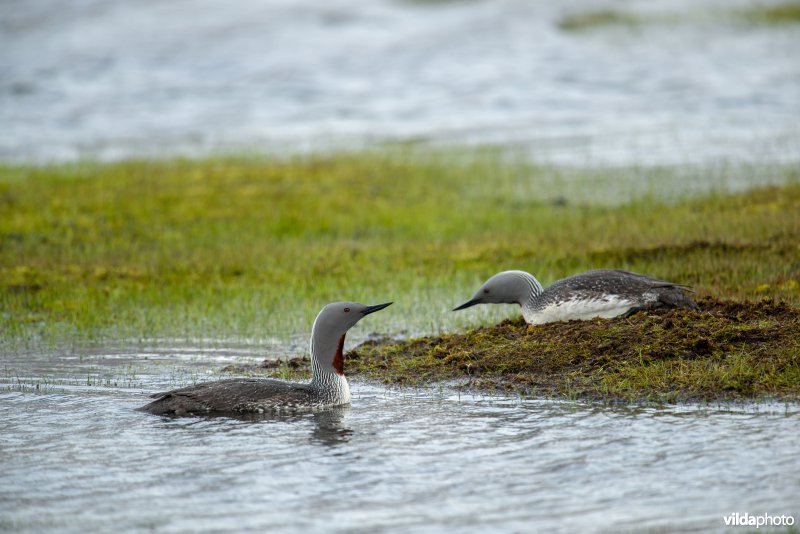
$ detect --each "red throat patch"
[332,335,346,376]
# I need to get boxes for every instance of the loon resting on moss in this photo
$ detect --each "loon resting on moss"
[453,269,697,325]
[139,301,392,416]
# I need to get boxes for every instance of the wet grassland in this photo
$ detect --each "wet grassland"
[1,150,799,402]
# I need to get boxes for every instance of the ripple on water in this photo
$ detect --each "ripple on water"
[2,379,799,533]
[1,0,799,165]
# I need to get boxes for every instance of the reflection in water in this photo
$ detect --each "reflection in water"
[308,407,353,447]
[183,405,354,447]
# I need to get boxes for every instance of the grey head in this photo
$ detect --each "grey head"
[311,301,393,376]
[453,270,542,311]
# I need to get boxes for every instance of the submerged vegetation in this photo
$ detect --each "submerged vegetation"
[1,149,798,401]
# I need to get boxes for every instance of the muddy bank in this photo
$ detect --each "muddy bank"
[343,298,799,403]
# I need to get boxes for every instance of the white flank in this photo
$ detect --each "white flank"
[523,297,635,325]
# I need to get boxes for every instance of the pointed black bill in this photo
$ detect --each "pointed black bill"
[452,298,480,311]
[362,302,393,315]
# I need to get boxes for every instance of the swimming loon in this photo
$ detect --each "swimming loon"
[139,301,392,416]
[453,269,697,325]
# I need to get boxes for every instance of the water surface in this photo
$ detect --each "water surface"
[2,347,798,533]
[2,0,799,165]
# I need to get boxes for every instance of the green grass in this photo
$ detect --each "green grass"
[0,150,798,353]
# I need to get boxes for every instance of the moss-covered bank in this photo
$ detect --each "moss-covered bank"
[343,298,799,403]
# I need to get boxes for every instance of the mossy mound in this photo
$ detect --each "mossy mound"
[346,298,800,403]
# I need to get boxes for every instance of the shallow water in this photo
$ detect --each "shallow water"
[2,0,799,165]
[2,347,798,533]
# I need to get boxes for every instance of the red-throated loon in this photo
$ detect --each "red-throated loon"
[139,301,392,416]
[453,269,697,324]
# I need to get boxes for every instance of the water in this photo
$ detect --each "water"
[2,347,799,532]
[1,0,799,165]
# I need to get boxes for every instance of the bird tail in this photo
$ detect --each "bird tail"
[657,286,699,310]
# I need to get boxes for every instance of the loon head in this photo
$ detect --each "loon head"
[453,270,536,311]
[311,301,392,375]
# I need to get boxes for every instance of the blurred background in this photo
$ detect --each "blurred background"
[2,0,799,166]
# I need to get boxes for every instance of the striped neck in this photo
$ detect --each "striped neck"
[516,271,544,309]
[513,271,546,324]
[309,333,351,404]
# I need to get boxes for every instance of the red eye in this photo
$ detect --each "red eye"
[344,307,350,313]
[483,289,490,294]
